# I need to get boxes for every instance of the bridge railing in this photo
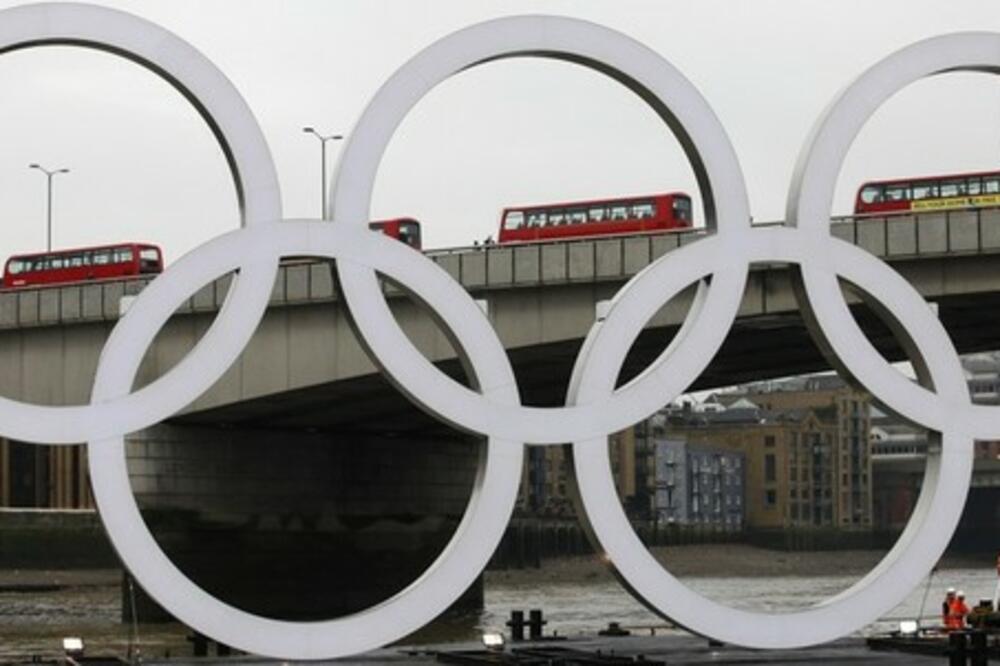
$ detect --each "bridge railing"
[424,205,1000,291]
[1,206,999,330]
[829,205,1000,258]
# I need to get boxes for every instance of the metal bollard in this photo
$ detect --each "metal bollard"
[970,630,987,666]
[506,610,525,642]
[949,631,968,666]
[528,609,547,640]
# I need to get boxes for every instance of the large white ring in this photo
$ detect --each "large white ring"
[330,14,751,444]
[89,221,523,660]
[0,3,282,444]
[788,32,1000,440]
[571,228,973,648]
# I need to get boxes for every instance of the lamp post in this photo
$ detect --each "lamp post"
[28,163,70,252]
[302,127,343,219]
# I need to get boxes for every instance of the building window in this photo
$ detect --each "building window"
[765,490,777,507]
[765,454,776,483]
[765,435,775,448]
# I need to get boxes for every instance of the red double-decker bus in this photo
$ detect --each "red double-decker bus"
[2,242,164,289]
[498,192,693,244]
[855,169,1000,216]
[369,217,422,250]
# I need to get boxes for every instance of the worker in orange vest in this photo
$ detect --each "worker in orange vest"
[942,587,956,627]
[946,590,970,630]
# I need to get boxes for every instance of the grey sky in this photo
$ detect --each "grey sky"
[0,0,998,263]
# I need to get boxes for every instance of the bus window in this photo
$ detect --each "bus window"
[985,177,1000,194]
[911,182,937,200]
[609,204,629,221]
[140,248,160,270]
[548,210,565,225]
[939,180,963,198]
[967,178,982,195]
[114,249,134,263]
[7,260,24,274]
[567,209,587,224]
[69,255,84,268]
[884,184,909,201]
[527,211,546,227]
[632,202,655,219]
[93,251,111,265]
[398,222,421,249]
[673,197,692,221]
[504,211,524,229]
[859,185,882,204]
[588,207,606,222]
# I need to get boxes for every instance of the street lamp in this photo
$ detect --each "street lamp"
[29,163,70,252]
[302,127,343,219]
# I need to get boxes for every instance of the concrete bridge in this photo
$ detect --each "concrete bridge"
[1,206,999,432]
[2,206,1000,621]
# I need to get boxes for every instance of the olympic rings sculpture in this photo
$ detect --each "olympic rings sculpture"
[2,2,996,659]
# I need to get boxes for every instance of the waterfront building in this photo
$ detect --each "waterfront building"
[516,429,637,518]
[869,353,1000,530]
[649,437,745,529]
[965,352,1000,405]
[0,439,91,509]
[869,353,1000,460]
[666,376,873,531]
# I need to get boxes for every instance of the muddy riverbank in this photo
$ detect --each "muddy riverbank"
[486,544,990,586]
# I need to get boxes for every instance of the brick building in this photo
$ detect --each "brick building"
[666,376,873,530]
[517,429,637,518]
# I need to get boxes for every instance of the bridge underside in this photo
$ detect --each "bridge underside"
[175,290,1000,435]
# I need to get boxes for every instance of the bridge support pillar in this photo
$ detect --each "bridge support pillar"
[121,423,481,622]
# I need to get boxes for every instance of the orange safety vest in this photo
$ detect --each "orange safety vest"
[946,599,969,630]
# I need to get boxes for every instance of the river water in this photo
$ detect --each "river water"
[1,566,996,660]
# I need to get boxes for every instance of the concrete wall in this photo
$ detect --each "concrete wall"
[0,509,116,568]
[124,424,481,620]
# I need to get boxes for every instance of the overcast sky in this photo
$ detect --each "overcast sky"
[0,0,998,263]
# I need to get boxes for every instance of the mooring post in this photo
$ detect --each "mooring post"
[528,609,547,640]
[969,630,987,666]
[506,610,525,642]
[948,631,967,666]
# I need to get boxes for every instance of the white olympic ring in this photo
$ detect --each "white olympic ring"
[0,2,282,444]
[1,3,995,659]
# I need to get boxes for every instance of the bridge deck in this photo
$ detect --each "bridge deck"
[1,207,999,331]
